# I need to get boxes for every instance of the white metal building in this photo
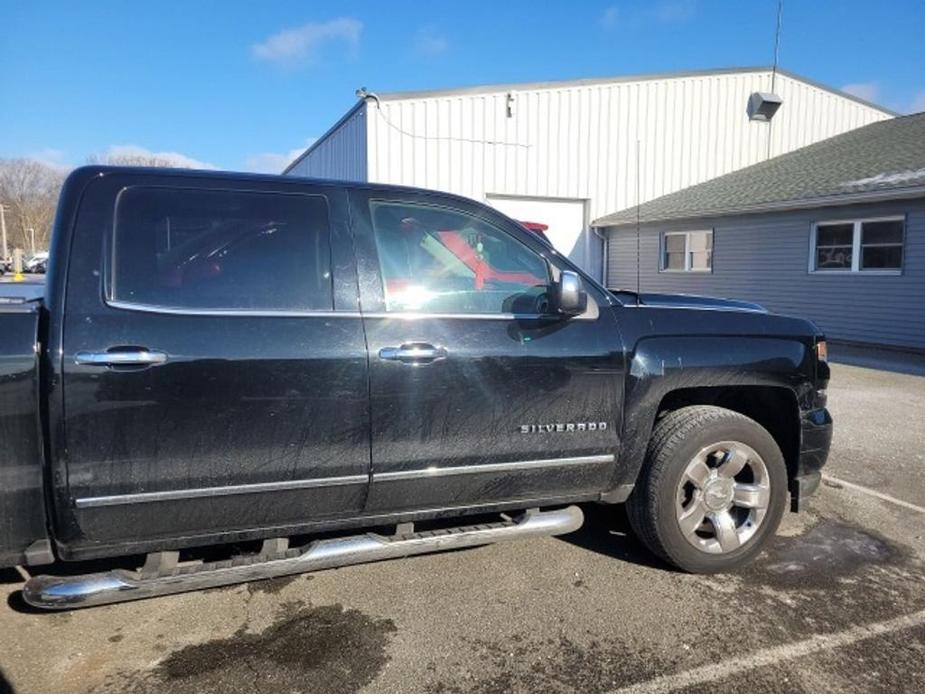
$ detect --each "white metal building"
[285,67,894,281]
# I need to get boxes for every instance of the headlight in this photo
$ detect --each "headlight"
[815,340,828,362]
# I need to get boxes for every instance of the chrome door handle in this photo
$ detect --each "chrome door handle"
[75,349,169,367]
[379,344,447,364]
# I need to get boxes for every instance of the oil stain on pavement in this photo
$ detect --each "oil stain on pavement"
[114,602,396,694]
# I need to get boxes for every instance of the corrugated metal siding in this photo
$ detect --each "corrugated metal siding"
[286,105,368,181]
[607,199,925,350]
[366,70,890,223]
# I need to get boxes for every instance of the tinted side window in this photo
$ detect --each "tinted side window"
[111,187,333,311]
[369,200,550,314]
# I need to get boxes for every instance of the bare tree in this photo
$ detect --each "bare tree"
[0,158,66,254]
[89,148,211,169]
[89,151,178,167]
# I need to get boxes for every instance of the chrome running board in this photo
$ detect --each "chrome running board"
[22,506,583,610]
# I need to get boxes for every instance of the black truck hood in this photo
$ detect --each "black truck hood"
[610,290,767,313]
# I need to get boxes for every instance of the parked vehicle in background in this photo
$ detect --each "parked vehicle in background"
[0,166,832,610]
[23,251,49,274]
[520,221,553,247]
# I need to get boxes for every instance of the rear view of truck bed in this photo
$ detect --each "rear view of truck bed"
[0,300,52,567]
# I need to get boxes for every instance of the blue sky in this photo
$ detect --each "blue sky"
[2,1,923,173]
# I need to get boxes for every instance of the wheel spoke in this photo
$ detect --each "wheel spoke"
[684,459,712,488]
[733,483,770,509]
[678,504,707,537]
[717,446,748,478]
[708,510,740,552]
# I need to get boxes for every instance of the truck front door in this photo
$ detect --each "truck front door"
[55,173,370,552]
[348,188,625,515]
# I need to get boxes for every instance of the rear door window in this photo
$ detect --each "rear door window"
[111,187,333,312]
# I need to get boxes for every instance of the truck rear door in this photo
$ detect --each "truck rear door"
[55,172,370,553]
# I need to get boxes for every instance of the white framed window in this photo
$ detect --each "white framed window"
[661,230,713,272]
[810,217,904,274]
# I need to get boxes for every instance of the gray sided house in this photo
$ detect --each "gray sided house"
[595,113,925,351]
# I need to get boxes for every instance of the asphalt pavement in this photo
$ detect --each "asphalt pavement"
[0,361,923,693]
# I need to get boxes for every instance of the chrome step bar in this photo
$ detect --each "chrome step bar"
[22,506,583,610]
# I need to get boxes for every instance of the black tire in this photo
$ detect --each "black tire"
[627,405,788,573]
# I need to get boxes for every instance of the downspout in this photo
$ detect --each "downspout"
[592,226,609,287]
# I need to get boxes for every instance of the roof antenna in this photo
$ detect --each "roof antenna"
[768,0,783,159]
[635,138,641,306]
[770,0,783,94]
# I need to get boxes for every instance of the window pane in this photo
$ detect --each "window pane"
[664,251,684,270]
[816,223,854,247]
[688,231,713,252]
[862,245,903,270]
[113,188,333,311]
[815,246,852,270]
[665,234,686,252]
[861,220,903,246]
[369,201,549,314]
[689,250,712,271]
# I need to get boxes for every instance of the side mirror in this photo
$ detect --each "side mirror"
[553,270,587,316]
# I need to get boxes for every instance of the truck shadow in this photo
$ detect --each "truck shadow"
[0,668,14,694]
[0,568,23,585]
[560,504,676,572]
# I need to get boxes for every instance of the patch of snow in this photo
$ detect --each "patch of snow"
[841,168,925,188]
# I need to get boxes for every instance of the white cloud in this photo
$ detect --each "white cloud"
[607,2,695,29]
[252,18,362,67]
[27,148,72,171]
[652,0,696,23]
[96,144,216,169]
[909,90,925,114]
[841,82,880,103]
[414,27,448,56]
[245,139,317,174]
[600,6,619,29]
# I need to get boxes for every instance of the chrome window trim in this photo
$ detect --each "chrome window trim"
[105,301,598,321]
[373,454,614,482]
[74,474,369,508]
[105,299,361,318]
[361,311,547,321]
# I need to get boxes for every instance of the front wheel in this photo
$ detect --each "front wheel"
[627,405,788,573]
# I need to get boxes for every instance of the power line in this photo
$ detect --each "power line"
[359,91,531,149]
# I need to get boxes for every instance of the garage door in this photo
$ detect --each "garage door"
[485,196,591,271]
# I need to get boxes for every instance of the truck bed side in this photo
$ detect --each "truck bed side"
[0,302,52,567]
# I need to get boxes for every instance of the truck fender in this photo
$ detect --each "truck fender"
[604,334,810,499]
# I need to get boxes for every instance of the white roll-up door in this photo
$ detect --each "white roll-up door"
[486,196,597,278]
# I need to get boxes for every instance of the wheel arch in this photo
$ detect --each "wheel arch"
[604,335,809,500]
[652,385,800,484]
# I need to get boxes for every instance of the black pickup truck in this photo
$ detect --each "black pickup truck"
[0,166,832,609]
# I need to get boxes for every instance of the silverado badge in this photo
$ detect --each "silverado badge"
[519,422,608,433]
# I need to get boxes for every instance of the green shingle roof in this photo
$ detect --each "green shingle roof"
[593,112,925,227]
